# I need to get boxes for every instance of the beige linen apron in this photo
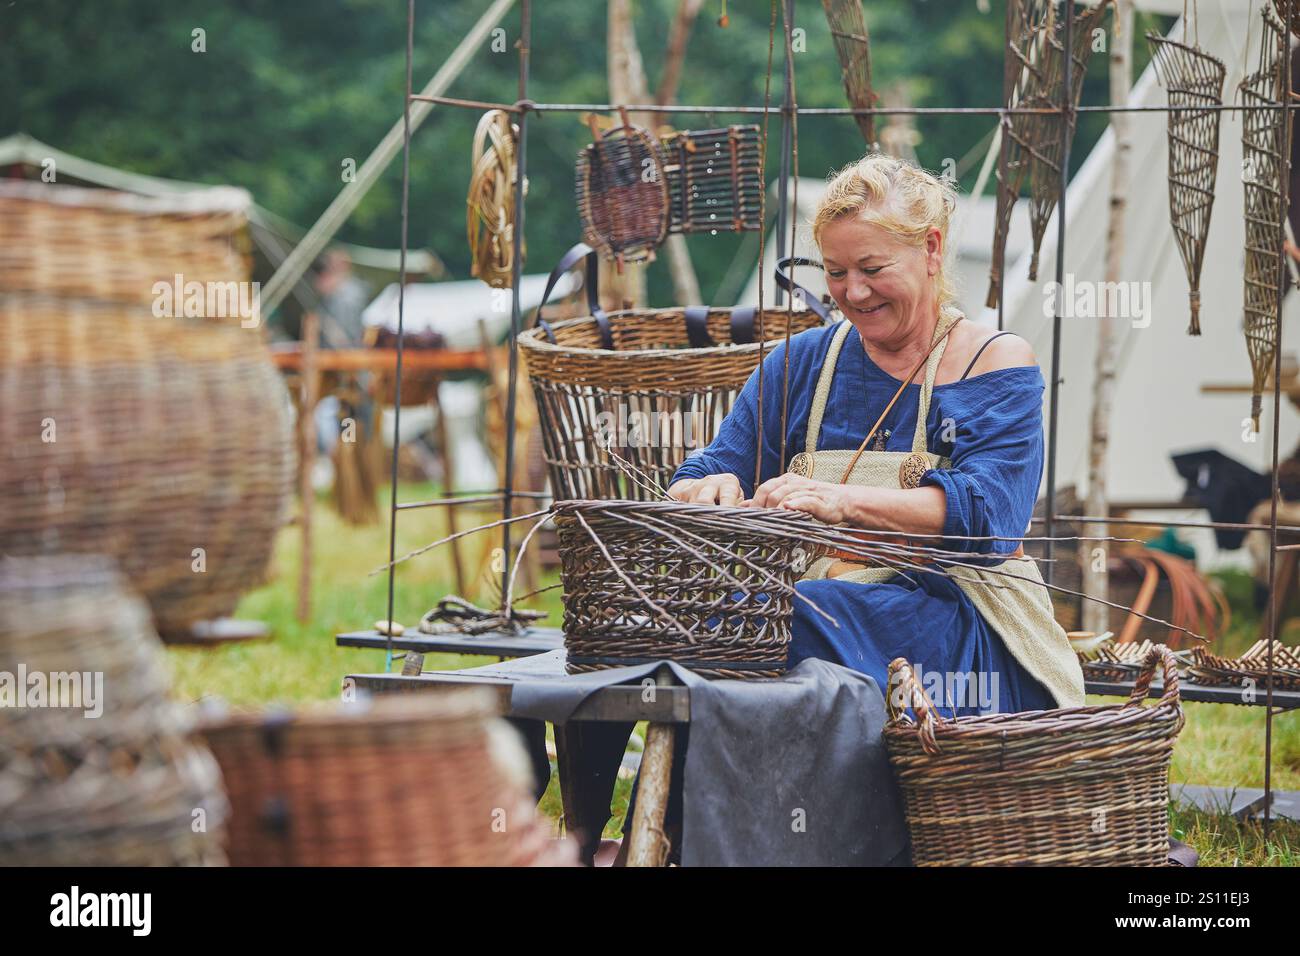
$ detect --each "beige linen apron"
[788,309,1085,708]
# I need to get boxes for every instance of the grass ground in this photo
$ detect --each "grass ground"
[167,486,1300,864]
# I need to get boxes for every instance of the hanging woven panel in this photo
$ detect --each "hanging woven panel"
[0,294,295,641]
[987,0,1054,307]
[660,125,762,233]
[574,109,670,266]
[467,109,524,288]
[885,645,1184,866]
[819,0,878,147]
[1148,33,1225,335]
[198,690,574,866]
[1024,0,1113,282]
[0,180,253,320]
[519,244,826,501]
[1239,6,1287,432]
[554,500,823,679]
[0,555,228,866]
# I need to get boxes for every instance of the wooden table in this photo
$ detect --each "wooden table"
[346,649,687,867]
[336,626,562,659]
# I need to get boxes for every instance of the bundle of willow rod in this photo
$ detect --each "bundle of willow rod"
[575,111,670,266]
[0,555,228,866]
[885,645,1184,866]
[199,690,574,867]
[0,179,252,318]
[1239,6,1288,432]
[518,306,822,501]
[467,109,524,288]
[1147,34,1225,335]
[1024,0,1113,282]
[987,0,1053,308]
[819,0,877,147]
[1189,639,1300,692]
[660,125,763,234]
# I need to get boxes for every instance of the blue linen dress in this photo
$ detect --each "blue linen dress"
[671,320,1059,716]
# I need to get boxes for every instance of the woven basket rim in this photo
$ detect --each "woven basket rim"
[518,306,824,360]
[197,687,499,737]
[0,178,251,215]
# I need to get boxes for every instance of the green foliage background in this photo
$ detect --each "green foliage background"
[1,0,1171,305]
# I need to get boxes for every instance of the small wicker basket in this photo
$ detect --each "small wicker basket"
[555,500,819,679]
[884,644,1184,866]
[199,690,573,866]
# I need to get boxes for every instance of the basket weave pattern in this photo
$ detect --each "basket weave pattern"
[0,556,228,866]
[555,500,814,679]
[885,645,1184,866]
[0,295,294,639]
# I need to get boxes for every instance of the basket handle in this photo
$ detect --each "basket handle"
[534,242,613,349]
[886,657,940,756]
[683,306,757,348]
[775,256,833,324]
[1124,643,1181,710]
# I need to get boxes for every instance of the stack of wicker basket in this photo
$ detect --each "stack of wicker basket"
[0,556,228,866]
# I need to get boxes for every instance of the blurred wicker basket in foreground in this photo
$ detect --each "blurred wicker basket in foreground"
[0,295,294,639]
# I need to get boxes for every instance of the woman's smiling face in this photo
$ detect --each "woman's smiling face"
[819,214,943,346]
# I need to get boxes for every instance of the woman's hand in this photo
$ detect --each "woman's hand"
[749,474,856,524]
[667,473,745,506]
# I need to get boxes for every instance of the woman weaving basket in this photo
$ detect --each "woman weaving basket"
[668,153,1085,714]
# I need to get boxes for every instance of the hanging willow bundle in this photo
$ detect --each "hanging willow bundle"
[1147,33,1226,335]
[820,0,877,147]
[1024,0,1114,282]
[660,125,762,233]
[987,0,1053,308]
[467,109,524,289]
[574,110,670,267]
[1239,6,1287,432]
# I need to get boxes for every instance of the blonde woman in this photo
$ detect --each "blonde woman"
[668,153,1084,715]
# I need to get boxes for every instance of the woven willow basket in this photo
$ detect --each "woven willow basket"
[520,306,822,500]
[885,644,1184,866]
[199,691,572,866]
[0,295,294,640]
[0,555,228,866]
[554,500,819,679]
[0,179,252,315]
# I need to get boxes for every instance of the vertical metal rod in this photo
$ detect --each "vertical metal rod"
[1045,1,1074,586]
[1264,0,1293,839]
[384,0,416,671]
[501,0,531,601]
[774,0,794,307]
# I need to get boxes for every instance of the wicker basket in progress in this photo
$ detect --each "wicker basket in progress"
[0,295,294,640]
[0,555,228,866]
[199,691,572,866]
[885,644,1184,866]
[0,179,252,316]
[555,500,820,679]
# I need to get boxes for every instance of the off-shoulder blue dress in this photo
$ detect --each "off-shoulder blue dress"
[671,320,1058,716]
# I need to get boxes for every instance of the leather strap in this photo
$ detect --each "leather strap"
[775,256,833,324]
[683,305,758,348]
[534,242,613,350]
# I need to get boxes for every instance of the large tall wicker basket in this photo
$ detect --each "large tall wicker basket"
[519,245,824,500]
[199,691,572,866]
[884,645,1184,866]
[0,294,294,640]
[0,555,228,866]
[0,179,253,315]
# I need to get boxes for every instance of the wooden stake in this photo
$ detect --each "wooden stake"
[297,310,319,624]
